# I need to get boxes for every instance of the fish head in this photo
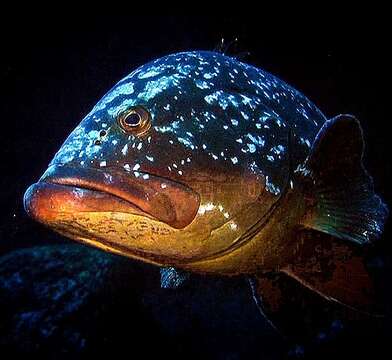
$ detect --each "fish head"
[24,51,284,266]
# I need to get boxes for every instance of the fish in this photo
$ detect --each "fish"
[23,50,388,325]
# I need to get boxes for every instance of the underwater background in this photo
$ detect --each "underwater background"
[0,15,391,359]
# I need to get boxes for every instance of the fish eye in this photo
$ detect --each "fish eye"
[118,106,151,136]
[124,113,141,127]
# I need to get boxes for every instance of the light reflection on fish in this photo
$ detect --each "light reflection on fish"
[24,51,388,324]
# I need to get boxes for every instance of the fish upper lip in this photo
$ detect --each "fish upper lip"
[37,164,200,229]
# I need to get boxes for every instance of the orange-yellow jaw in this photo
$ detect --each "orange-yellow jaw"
[23,164,276,274]
[23,164,202,265]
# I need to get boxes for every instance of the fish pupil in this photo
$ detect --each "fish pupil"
[124,112,141,127]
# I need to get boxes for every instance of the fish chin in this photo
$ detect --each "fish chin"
[23,181,179,265]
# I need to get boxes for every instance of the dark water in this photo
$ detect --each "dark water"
[0,15,391,359]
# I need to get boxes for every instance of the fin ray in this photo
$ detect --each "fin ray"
[299,114,388,244]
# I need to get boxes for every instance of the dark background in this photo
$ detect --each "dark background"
[0,15,391,359]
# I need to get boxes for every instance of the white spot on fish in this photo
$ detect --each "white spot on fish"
[198,202,215,214]
[247,144,256,153]
[94,82,135,112]
[121,144,128,155]
[177,137,195,150]
[241,111,249,120]
[203,73,216,79]
[138,69,163,79]
[247,134,265,147]
[230,223,238,230]
[265,176,281,195]
[136,75,179,102]
[104,173,113,182]
[195,80,210,89]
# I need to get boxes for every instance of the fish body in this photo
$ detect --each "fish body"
[24,51,388,314]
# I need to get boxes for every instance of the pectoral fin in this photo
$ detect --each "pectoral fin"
[160,267,190,289]
[298,114,388,244]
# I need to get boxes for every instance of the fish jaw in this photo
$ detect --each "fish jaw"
[23,164,204,263]
[23,181,151,224]
[23,181,177,265]
[24,164,200,229]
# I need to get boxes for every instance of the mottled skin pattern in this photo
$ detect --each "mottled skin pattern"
[25,51,328,274]
[52,50,325,188]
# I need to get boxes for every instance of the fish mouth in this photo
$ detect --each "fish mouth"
[24,164,200,229]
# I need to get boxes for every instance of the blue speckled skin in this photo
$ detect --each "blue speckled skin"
[50,51,326,195]
[28,51,338,272]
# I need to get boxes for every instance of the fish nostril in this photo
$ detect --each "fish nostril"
[99,130,107,137]
[94,139,102,145]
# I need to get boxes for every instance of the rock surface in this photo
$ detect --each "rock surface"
[0,244,285,359]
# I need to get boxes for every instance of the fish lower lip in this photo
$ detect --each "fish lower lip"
[26,164,200,229]
[24,181,150,222]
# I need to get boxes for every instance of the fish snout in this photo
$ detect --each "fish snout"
[23,183,41,220]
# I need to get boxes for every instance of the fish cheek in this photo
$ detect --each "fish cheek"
[191,164,265,216]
